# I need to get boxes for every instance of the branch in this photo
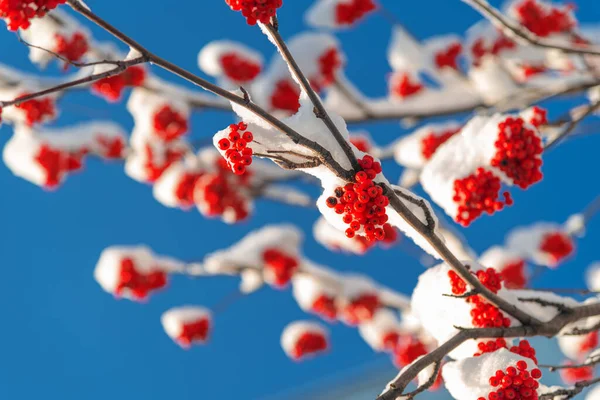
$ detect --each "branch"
[540,354,600,371]
[463,0,600,56]
[545,99,600,150]
[261,19,359,173]
[378,301,600,400]
[539,377,600,400]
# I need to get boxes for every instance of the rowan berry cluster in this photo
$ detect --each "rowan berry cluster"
[474,339,538,364]
[96,135,126,159]
[326,156,394,242]
[316,48,342,88]
[291,331,328,360]
[393,336,428,367]
[311,294,337,321]
[490,117,543,189]
[34,144,86,188]
[15,94,55,126]
[217,122,254,175]
[513,0,575,37]
[91,66,146,102]
[152,105,189,142]
[539,232,574,264]
[421,128,460,160]
[0,0,65,31]
[220,52,262,83]
[479,361,542,400]
[335,0,376,25]
[225,0,282,25]
[471,36,516,66]
[54,32,88,67]
[341,293,380,325]
[115,257,167,300]
[560,364,594,384]
[142,144,186,183]
[270,79,301,113]
[434,42,462,70]
[390,72,424,99]
[262,248,299,288]
[453,168,513,226]
[178,319,210,347]
[499,260,527,289]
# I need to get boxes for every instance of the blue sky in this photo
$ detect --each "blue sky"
[0,1,599,399]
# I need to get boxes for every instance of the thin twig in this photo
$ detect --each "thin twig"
[545,100,600,150]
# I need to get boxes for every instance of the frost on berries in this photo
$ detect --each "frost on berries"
[305,0,377,29]
[203,225,302,292]
[198,40,263,86]
[280,321,329,361]
[94,246,185,301]
[506,223,575,268]
[225,0,282,25]
[161,306,212,349]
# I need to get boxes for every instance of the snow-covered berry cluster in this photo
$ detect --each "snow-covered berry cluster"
[281,321,329,360]
[434,42,463,71]
[389,71,424,99]
[510,0,576,38]
[325,155,394,242]
[263,248,299,288]
[335,0,376,25]
[421,110,545,226]
[0,0,65,31]
[480,247,529,289]
[306,0,376,29]
[198,41,263,86]
[152,105,189,142]
[92,66,146,102]
[54,32,88,67]
[559,363,594,384]
[225,0,282,25]
[162,307,212,349]
[479,361,543,400]
[506,222,575,268]
[15,94,55,126]
[217,122,254,175]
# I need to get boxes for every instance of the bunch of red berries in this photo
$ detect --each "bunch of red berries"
[54,32,88,67]
[474,339,538,364]
[349,136,371,153]
[470,35,516,66]
[453,168,513,226]
[341,293,380,325]
[514,0,575,37]
[95,135,126,159]
[225,0,282,25]
[174,172,203,209]
[270,79,301,113]
[326,155,393,242]
[579,332,598,354]
[262,248,299,288]
[393,336,428,367]
[142,144,186,183]
[434,42,462,71]
[217,122,254,175]
[335,0,376,25]
[500,260,528,289]
[316,48,342,88]
[390,72,424,99]
[291,331,328,359]
[491,117,543,189]
[560,364,594,384]
[177,319,210,347]
[15,94,55,126]
[115,257,167,300]
[539,232,574,264]
[152,105,189,142]
[421,128,460,160]
[34,144,85,188]
[0,0,66,31]
[480,361,542,400]
[91,66,146,102]
[311,294,337,321]
[220,52,262,83]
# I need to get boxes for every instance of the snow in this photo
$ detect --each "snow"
[388,26,425,72]
[161,306,211,346]
[197,40,263,87]
[469,57,520,104]
[564,213,586,237]
[443,349,538,400]
[505,222,573,267]
[479,246,525,271]
[280,320,329,360]
[313,216,372,255]
[358,309,402,352]
[586,262,600,292]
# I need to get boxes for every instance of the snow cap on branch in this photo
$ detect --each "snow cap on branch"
[281,320,329,360]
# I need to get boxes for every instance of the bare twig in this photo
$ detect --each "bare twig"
[463,0,600,56]
[545,99,600,150]
[539,377,600,400]
[540,354,600,371]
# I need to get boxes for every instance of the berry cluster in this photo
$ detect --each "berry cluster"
[434,42,462,71]
[152,105,189,142]
[381,332,400,352]
[514,0,575,37]
[291,331,328,359]
[448,269,468,295]
[91,66,146,102]
[520,64,547,80]
[194,158,251,222]
[316,48,342,88]
[349,136,371,153]
[579,331,598,354]
[420,128,460,160]
[217,122,254,175]
[335,0,376,25]
[471,36,516,66]
[526,107,548,128]
[539,232,574,265]
[220,52,261,83]
[271,79,301,113]
[393,336,428,367]
[174,172,203,209]
[341,293,380,325]
[560,364,594,384]
[143,144,186,183]
[474,339,537,364]
[178,318,210,347]
[96,135,126,159]
[453,168,513,226]
[54,32,88,67]
[390,72,424,99]
[500,260,527,289]
[15,94,55,126]
[262,248,299,288]
[325,156,393,242]
[34,144,85,188]
[115,257,167,300]
[0,0,66,31]
[311,294,337,321]
[479,361,542,400]
[491,117,543,189]
[225,0,282,25]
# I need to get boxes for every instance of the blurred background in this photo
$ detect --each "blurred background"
[0,0,598,399]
